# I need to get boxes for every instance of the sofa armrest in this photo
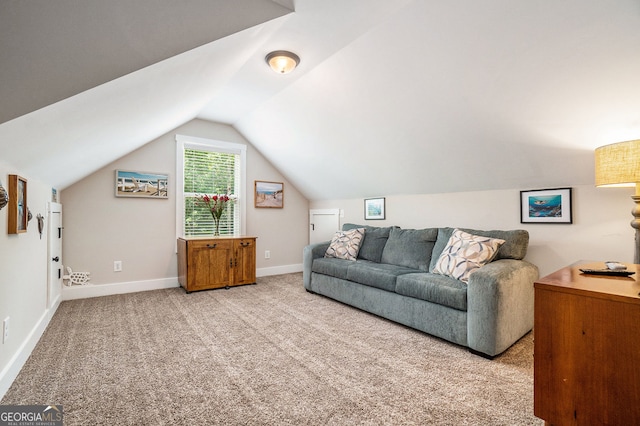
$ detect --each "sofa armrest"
[466,259,539,357]
[302,242,330,290]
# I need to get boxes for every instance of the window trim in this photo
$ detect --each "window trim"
[175,134,247,238]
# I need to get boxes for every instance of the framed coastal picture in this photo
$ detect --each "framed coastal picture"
[365,197,385,220]
[520,187,572,224]
[115,170,168,198]
[255,180,284,208]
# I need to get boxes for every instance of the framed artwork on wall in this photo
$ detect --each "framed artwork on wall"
[520,187,572,224]
[115,170,168,198]
[255,181,284,208]
[8,174,28,234]
[365,197,385,220]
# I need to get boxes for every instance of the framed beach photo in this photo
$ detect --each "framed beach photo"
[365,197,385,220]
[115,170,168,198]
[255,180,284,208]
[520,187,572,224]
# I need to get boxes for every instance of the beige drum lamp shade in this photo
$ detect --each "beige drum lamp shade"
[595,139,640,190]
[595,139,640,263]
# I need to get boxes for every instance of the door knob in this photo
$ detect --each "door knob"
[52,256,60,262]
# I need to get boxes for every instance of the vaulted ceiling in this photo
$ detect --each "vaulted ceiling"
[2,0,639,200]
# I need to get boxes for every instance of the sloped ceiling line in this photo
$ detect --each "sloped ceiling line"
[0,0,293,125]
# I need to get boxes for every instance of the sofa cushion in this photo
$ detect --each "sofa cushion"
[380,227,438,271]
[342,223,394,263]
[311,257,352,280]
[325,228,365,261]
[396,273,468,311]
[432,229,505,283]
[430,227,529,272]
[346,261,417,292]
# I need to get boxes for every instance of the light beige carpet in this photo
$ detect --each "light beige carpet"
[2,273,542,425]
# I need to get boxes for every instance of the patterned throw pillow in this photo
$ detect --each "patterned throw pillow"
[432,229,505,283]
[324,228,366,261]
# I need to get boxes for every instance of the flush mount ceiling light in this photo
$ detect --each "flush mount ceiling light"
[265,50,300,74]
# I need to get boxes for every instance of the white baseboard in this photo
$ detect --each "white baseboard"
[0,297,61,400]
[62,277,179,301]
[257,263,302,277]
[61,265,303,301]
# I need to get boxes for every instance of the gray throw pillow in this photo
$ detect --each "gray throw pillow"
[342,223,393,263]
[380,227,438,271]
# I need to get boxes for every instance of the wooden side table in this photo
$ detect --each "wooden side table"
[534,261,640,425]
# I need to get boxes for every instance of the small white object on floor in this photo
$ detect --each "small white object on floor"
[63,266,91,286]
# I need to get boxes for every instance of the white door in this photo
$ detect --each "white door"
[47,202,63,309]
[309,209,340,244]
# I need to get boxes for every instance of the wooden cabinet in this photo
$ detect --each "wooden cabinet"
[177,236,256,293]
[534,261,640,425]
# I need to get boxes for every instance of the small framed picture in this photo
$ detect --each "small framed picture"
[255,181,284,208]
[7,174,28,234]
[365,197,385,220]
[520,188,572,224]
[115,170,168,198]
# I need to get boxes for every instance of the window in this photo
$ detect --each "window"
[176,135,246,237]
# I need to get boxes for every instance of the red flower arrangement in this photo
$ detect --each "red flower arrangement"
[199,192,234,235]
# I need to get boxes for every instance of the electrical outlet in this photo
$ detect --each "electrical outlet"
[114,261,122,272]
[3,317,9,344]
[265,250,271,259]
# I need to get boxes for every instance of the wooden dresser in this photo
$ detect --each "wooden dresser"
[534,261,640,425]
[177,236,256,293]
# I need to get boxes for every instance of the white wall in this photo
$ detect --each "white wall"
[310,185,635,277]
[61,119,309,290]
[0,163,58,398]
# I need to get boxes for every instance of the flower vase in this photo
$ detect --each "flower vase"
[213,217,220,236]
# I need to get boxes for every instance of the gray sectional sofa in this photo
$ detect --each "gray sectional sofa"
[302,224,539,357]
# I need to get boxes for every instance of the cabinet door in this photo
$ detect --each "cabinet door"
[534,287,640,424]
[189,240,233,290]
[234,238,256,285]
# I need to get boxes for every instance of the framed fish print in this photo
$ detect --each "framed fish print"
[520,187,572,224]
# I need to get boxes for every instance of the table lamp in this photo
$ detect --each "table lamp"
[595,139,640,263]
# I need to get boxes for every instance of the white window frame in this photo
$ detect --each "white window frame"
[176,134,247,238]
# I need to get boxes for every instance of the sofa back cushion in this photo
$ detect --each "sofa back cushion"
[342,223,394,263]
[429,227,529,272]
[381,227,438,271]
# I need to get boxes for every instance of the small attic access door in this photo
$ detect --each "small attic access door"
[309,209,340,244]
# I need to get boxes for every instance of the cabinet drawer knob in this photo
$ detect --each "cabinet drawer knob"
[206,243,217,248]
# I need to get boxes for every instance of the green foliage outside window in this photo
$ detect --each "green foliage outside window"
[184,149,238,236]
